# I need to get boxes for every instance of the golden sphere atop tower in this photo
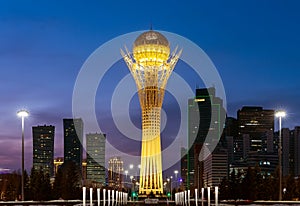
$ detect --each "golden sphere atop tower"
[133,30,170,66]
[134,30,169,48]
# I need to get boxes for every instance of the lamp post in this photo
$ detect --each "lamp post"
[17,109,29,201]
[170,176,173,200]
[174,170,178,188]
[124,170,128,189]
[129,164,139,185]
[167,178,170,199]
[129,164,135,185]
[275,110,286,201]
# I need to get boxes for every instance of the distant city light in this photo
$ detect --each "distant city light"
[0,168,10,173]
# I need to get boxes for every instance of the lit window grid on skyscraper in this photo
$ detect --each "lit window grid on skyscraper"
[32,125,55,176]
[86,133,106,185]
[63,118,83,168]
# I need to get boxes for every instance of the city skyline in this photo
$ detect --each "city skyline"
[1,0,300,172]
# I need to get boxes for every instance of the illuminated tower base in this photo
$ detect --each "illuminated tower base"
[122,30,181,195]
[139,89,164,194]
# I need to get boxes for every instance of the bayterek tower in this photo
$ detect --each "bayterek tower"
[121,30,181,195]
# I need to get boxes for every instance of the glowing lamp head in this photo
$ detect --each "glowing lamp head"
[275,111,286,118]
[17,110,29,118]
[133,31,170,67]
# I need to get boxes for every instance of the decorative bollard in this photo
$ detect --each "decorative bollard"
[90,188,93,206]
[195,189,198,206]
[108,190,111,205]
[207,187,210,206]
[201,188,204,206]
[215,186,218,206]
[97,188,100,206]
[111,190,115,206]
[103,189,106,206]
[116,191,118,206]
[83,187,86,206]
[188,190,190,206]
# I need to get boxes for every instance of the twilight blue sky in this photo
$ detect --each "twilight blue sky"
[0,0,300,172]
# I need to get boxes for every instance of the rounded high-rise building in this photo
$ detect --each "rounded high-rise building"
[122,30,181,195]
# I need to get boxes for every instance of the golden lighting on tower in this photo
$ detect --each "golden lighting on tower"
[121,30,182,195]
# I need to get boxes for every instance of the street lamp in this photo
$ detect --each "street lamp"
[174,170,178,188]
[174,170,178,178]
[17,109,29,201]
[130,175,134,199]
[275,110,286,201]
[170,176,173,200]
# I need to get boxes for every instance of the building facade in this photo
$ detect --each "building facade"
[282,128,290,176]
[185,87,226,189]
[202,146,228,187]
[237,106,274,152]
[294,127,300,176]
[32,125,55,176]
[108,157,124,188]
[63,118,83,181]
[63,118,83,167]
[86,133,106,186]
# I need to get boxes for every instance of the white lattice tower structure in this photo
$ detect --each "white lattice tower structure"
[121,30,181,195]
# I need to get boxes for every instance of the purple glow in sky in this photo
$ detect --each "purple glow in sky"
[0,0,300,172]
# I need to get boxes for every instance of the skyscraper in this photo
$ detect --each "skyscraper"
[282,128,290,176]
[32,125,55,176]
[294,126,300,176]
[202,146,228,187]
[63,118,83,169]
[108,157,124,188]
[86,133,106,186]
[185,87,225,189]
[180,147,188,188]
[237,106,274,152]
